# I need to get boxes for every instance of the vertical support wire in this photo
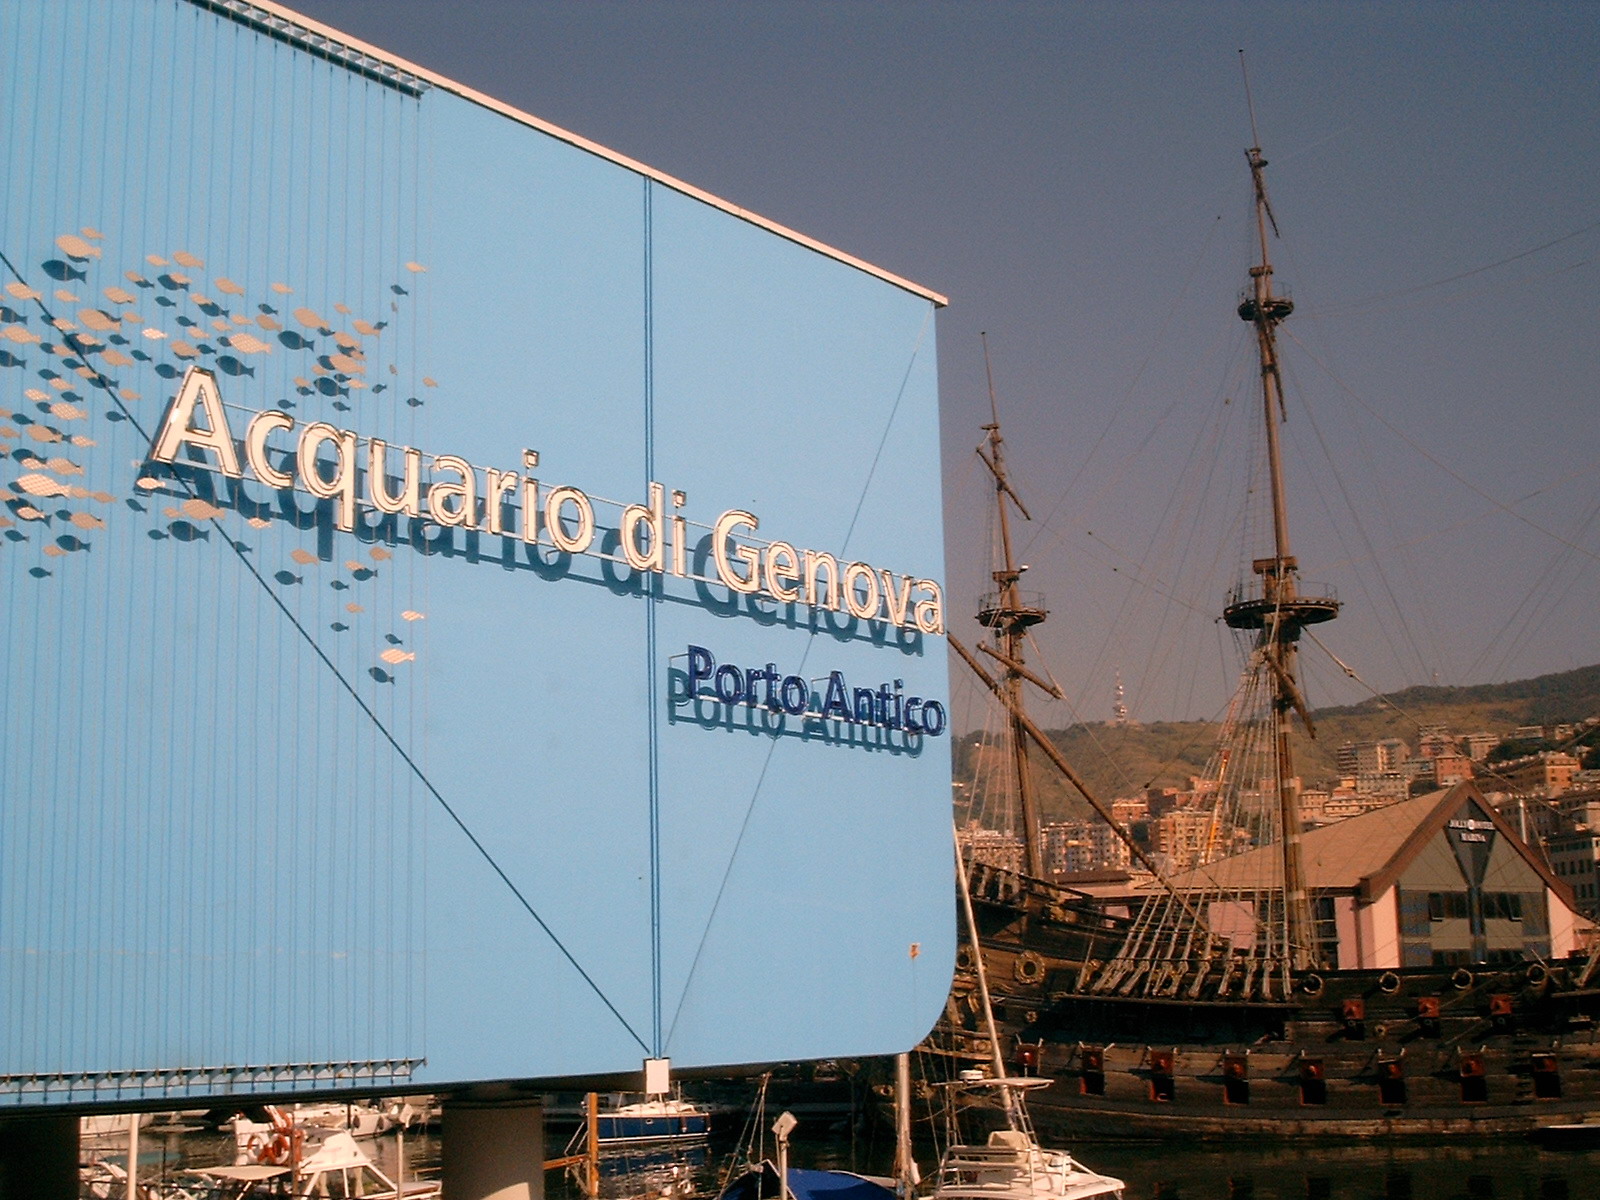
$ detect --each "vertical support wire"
[643,177,663,1058]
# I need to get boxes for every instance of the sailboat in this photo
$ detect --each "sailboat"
[935,107,1600,1138]
[922,843,1123,1200]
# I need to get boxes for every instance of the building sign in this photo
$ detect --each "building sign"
[1447,817,1495,845]
[2,0,954,1107]
[149,366,945,634]
[679,643,947,737]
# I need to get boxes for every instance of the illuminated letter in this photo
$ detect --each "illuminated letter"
[712,509,760,593]
[522,476,540,544]
[803,550,840,611]
[151,366,241,475]
[686,645,715,695]
[368,439,422,517]
[485,467,520,536]
[881,570,913,628]
[914,579,945,635]
[521,450,541,544]
[843,561,880,620]
[820,672,851,719]
[780,675,810,715]
[545,486,595,554]
[427,454,477,528]
[853,687,876,723]
[670,513,687,576]
[621,482,665,572]
[764,542,800,602]
[298,422,358,530]
[713,664,745,704]
[921,701,947,735]
[245,410,295,489]
[670,489,688,576]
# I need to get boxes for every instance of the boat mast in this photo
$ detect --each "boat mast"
[954,822,1024,1130]
[974,334,1050,878]
[1223,61,1339,971]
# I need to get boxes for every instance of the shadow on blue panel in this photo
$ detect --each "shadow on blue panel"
[137,454,928,655]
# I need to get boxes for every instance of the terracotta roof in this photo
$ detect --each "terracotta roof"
[1157,781,1572,903]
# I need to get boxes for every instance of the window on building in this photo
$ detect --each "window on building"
[1313,896,1339,967]
[1484,893,1523,921]
[1427,892,1469,921]
[1399,891,1431,941]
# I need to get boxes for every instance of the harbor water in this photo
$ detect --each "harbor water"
[546,1123,1600,1200]
[84,1113,1598,1199]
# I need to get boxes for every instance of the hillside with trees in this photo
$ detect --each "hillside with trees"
[954,664,1600,827]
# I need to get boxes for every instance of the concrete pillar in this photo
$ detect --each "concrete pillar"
[442,1097,545,1200]
[0,1113,78,1200]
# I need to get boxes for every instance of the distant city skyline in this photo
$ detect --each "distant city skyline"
[292,0,1600,725]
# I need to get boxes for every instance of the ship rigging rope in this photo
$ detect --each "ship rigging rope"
[1467,489,1600,684]
[1275,359,1439,681]
[1023,332,1250,723]
[1019,212,1227,560]
[1281,328,1600,567]
[1302,217,1600,319]
[663,305,935,1050]
[1293,627,1534,795]
[1301,627,1433,738]
[0,247,654,1057]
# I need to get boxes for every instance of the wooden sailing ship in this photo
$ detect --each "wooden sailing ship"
[933,106,1600,1139]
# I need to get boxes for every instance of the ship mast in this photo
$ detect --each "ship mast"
[974,335,1051,878]
[1223,70,1340,970]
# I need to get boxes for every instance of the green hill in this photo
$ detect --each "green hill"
[955,664,1600,826]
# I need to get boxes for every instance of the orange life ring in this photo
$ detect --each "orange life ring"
[257,1128,302,1165]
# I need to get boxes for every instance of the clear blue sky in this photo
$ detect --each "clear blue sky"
[292,0,1599,727]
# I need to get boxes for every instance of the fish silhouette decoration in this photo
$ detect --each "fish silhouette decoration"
[167,520,208,542]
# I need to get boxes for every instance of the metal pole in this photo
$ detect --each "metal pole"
[773,1111,798,1200]
[953,826,1022,1130]
[586,1092,600,1200]
[125,1112,139,1200]
[893,1052,916,1198]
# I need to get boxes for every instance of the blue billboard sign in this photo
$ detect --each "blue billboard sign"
[0,0,953,1106]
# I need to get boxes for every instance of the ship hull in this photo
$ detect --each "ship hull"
[934,877,1600,1140]
[1016,1039,1600,1142]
